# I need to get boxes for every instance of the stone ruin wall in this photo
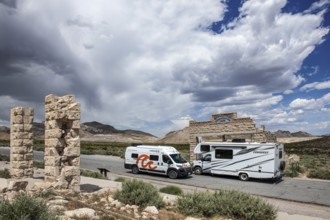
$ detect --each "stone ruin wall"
[10,107,34,178]
[189,112,276,161]
[44,94,81,191]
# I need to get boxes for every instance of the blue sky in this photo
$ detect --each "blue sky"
[0,0,329,137]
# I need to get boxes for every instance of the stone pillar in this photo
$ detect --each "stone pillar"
[10,107,34,178]
[44,94,80,191]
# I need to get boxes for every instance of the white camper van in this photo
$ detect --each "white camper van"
[124,145,192,179]
[192,141,285,181]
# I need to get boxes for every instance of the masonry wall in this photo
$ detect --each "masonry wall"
[44,94,81,191]
[189,112,276,161]
[10,107,34,178]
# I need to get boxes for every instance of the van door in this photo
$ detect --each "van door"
[147,154,165,174]
[156,154,171,174]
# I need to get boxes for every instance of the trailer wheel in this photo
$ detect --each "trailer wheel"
[194,167,203,175]
[168,170,178,179]
[280,161,286,171]
[239,173,249,181]
[132,165,139,174]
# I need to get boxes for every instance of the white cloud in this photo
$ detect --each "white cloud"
[0,0,329,136]
[300,80,330,91]
[289,93,330,110]
[284,90,294,94]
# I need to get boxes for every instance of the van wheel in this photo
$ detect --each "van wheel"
[168,170,178,179]
[239,173,249,181]
[194,167,203,175]
[280,161,286,171]
[132,165,139,174]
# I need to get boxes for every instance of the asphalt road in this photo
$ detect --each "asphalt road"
[1,147,329,206]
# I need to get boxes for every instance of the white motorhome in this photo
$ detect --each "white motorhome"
[192,141,285,181]
[124,145,192,179]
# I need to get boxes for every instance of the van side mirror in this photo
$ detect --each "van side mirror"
[167,160,173,164]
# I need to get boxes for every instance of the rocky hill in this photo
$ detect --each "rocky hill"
[0,121,159,143]
[273,130,313,138]
[0,121,317,144]
[80,122,158,143]
[157,127,189,144]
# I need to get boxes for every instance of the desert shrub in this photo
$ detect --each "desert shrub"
[114,177,127,182]
[0,193,58,220]
[177,190,276,220]
[285,161,301,177]
[177,191,216,217]
[308,169,330,180]
[159,185,183,195]
[114,179,164,208]
[0,154,9,161]
[34,160,44,169]
[80,169,107,179]
[0,169,10,179]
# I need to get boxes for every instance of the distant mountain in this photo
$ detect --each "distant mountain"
[0,126,10,140]
[0,121,159,143]
[273,130,313,138]
[291,131,314,137]
[158,127,189,144]
[33,122,45,139]
[81,121,118,134]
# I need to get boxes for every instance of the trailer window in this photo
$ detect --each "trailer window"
[201,145,210,152]
[279,150,283,159]
[215,149,233,159]
[131,153,138,159]
[149,155,159,161]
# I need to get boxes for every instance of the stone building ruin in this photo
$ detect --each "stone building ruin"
[189,112,276,161]
[44,94,81,191]
[10,107,34,178]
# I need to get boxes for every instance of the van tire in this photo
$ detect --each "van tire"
[239,173,249,181]
[194,167,203,175]
[132,165,139,174]
[280,161,286,171]
[168,170,178,179]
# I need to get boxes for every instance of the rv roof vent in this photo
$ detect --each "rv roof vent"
[232,139,245,143]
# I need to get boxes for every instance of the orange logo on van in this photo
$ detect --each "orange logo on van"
[136,154,158,170]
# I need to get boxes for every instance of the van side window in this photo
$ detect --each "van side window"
[215,149,233,159]
[149,155,159,161]
[131,153,138,159]
[279,150,283,159]
[201,145,210,152]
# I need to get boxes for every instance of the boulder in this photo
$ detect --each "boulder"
[7,180,28,191]
[144,206,159,215]
[64,208,96,219]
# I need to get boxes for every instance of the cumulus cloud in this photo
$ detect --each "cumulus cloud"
[289,93,330,110]
[300,80,330,91]
[0,0,329,136]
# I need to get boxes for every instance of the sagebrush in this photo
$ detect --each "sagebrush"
[114,179,164,208]
[80,169,107,179]
[177,190,277,220]
[159,185,183,195]
[0,169,10,179]
[0,193,58,220]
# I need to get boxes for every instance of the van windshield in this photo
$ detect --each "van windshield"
[170,154,187,163]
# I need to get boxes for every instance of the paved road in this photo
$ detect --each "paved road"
[1,147,330,206]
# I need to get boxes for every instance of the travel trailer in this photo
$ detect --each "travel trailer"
[192,140,285,181]
[124,145,192,179]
